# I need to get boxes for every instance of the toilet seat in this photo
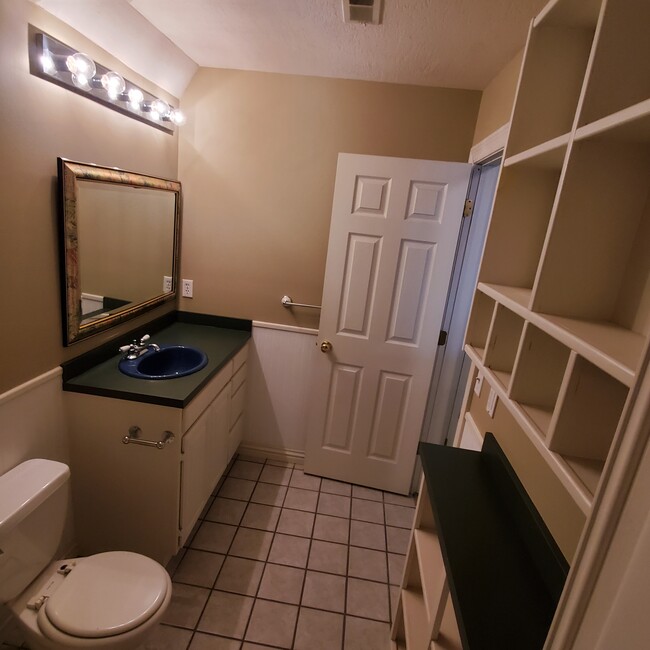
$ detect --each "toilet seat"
[36,552,170,642]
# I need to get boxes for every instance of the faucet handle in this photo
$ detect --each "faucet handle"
[139,334,150,345]
[118,344,133,353]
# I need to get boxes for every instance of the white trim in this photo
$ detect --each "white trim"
[468,123,509,164]
[0,367,62,406]
[252,320,318,335]
[237,443,305,466]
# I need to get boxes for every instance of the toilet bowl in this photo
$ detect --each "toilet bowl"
[0,459,171,650]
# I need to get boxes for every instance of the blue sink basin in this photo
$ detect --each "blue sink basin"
[119,345,208,380]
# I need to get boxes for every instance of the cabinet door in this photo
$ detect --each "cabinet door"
[180,383,231,545]
[180,409,210,544]
[207,385,229,493]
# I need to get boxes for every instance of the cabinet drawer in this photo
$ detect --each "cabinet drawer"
[230,380,246,430]
[232,343,249,373]
[232,362,246,394]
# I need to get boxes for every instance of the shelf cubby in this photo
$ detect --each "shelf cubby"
[531,129,650,378]
[465,291,495,359]
[466,343,593,548]
[548,353,629,461]
[577,0,650,127]
[483,305,525,390]
[534,0,603,31]
[506,2,599,156]
[510,324,571,437]
[480,281,641,386]
[478,165,562,291]
[392,478,453,650]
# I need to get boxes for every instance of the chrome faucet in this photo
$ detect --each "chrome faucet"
[119,334,160,360]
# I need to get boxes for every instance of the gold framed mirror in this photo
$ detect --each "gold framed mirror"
[58,158,181,345]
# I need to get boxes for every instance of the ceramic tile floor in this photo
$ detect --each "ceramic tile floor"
[0,455,415,650]
[146,455,416,649]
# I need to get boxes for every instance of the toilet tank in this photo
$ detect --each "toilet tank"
[0,459,70,602]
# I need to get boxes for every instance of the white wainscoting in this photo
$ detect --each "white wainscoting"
[242,322,318,462]
[0,367,70,474]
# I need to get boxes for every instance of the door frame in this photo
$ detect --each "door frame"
[413,147,504,492]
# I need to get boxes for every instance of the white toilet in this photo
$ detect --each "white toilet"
[0,459,172,650]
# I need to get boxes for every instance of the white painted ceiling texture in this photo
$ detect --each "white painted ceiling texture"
[33,0,548,99]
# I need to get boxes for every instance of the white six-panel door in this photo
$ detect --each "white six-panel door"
[304,153,471,494]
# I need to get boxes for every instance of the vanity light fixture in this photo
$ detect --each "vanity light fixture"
[28,27,185,134]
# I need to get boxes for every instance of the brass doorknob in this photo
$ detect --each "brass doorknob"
[320,340,333,353]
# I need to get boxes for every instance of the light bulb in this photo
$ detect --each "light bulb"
[72,73,91,91]
[150,110,161,121]
[66,52,96,79]
[127,87,144,110]
[152,99,169,118]
[170,109,186,125]
[101,71,126,100]
[41,53,55,74]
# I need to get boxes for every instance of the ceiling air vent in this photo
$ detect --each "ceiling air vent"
[342,0,383,25]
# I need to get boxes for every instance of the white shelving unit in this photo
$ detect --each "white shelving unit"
[393,1,650,647]
[459,0,650,564]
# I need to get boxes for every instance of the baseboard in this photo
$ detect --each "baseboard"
[237,443,305,466]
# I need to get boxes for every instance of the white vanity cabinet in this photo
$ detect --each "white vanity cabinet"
[65,342,248,565]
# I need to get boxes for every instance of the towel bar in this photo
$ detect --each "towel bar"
[281,295,321,310]
[122,426,175,449]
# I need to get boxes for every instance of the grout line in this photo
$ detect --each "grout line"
[238,455,298,647]
[171,453,413,648]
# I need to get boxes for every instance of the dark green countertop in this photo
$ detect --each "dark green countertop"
[63,321,250,408]
[419,435,568,650]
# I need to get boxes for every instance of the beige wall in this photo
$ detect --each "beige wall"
[178,69,481,329]
[472,50,524,146]
[0,0,179,394]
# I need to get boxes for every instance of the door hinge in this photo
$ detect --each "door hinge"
[463,199,474,217]
[438,330,448,346]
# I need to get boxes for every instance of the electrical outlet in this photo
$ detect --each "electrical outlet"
[474,372,483,397]
[182,279,193,298]
[163,276,172,293]
[487,388,498,418]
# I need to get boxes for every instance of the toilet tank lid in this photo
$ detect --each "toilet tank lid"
[0,459,69,534]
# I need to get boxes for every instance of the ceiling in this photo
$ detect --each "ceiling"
[32,0,548,99]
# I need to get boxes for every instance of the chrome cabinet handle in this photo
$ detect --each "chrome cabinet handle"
[122,426,175,450]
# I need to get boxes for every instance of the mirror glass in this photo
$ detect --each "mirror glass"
[58,158,181,344]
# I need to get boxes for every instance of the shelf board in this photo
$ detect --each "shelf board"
[477,283,642,387]
[541,314,642,386]
[402,588,431,650]
[478,283,531,313]
[505,132,570,170]
[465,344,594,514]
[414,528,446,624]
[576,98,650,144]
